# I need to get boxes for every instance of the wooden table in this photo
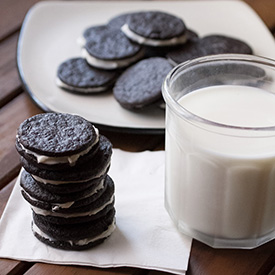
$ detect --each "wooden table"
[1,0,275,274]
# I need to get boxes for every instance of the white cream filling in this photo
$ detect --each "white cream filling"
[77,36,86,47]
[56,77,108,93]
[82,47,144,70]
[121,24,188,46]
[23,179,105,210]
[31,195,114,218]
[31,162,110,185]
[32,219,116,246]
[159,102,166,109]
[18,127,99,165]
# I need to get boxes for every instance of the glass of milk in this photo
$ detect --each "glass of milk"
[162,54,275,249]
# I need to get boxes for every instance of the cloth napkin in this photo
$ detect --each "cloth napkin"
[0,149,192,274]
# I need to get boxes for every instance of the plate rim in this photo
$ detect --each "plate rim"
[16,1,166,134]
[16,0,275,135]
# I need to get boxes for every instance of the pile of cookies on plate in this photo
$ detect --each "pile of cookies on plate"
[16,113,116,250]
[56,10,253,110]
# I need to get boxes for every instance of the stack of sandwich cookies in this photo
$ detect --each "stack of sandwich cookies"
[16,113,116,250]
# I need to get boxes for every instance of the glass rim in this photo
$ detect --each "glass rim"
[162,53,275,133]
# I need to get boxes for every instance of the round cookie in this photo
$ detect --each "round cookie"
[78,25,111,47]
[113,57,173,109]
[34,173,106,194]
[107,12,133,29]
[20,135,112,183]
[56,58,118,94]
[20,169,108,211]
[33,207,115,241]
[144,29,199,58]
[30,176,115,224]
[16,113,98,160]
[203,35,253,55]
[32,207,116,250]
[33,201,115,225]
[32,228,107,251]
[167,34,253,65]
[82,27,144,70]
[83,25,108,41]
[121,11,187,46]
[16,137,100,171]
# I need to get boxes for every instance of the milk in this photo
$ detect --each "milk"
[165,85,275,248]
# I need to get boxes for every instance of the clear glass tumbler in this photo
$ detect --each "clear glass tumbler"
[162,54,275,248]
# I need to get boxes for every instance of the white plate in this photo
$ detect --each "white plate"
[17,1,275,133]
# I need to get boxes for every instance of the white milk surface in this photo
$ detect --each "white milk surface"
[165,85,275,247]
[180,85,275,127]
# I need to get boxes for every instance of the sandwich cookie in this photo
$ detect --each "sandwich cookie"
[56,58,118,94]
[107,12,133,29]
[167,34,253,65]
[78,25,108,47]
[32,207,116,250]
[30,175,115,224]
[20,135,112,183]
[16,113,99,168]
[33,173,106,194]
[121,11,188,47]
[144,29,199,58]
[20,169,108,212]
[82,27,144,70]
[16,135,101,171]
[113,57,173,109]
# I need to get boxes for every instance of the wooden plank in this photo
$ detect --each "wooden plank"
[187,239,275,275]
[0,259,33,275]
[0,0,48,41]
[243,0,275,29]
[0,32,22,108]
[0,147,20,190]
[269,265,275,275]
[24,263,148,275]
[0,93,42,188]
[0,179,16,217]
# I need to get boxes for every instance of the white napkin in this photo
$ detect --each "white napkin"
[0,149,192,274]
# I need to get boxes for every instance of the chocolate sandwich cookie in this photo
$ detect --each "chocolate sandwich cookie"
[31,175,115,224]
[34,173,106,195]
[20,135,112,183]
[32,207,116,250]
[82,27,144,70]
[16,113,99,168]
[20,169,107,211]
[83,25,108,42]
[33,207,115,242]
[78,25,110,47]
[121,11,187,47]
[144,29,199,58]
[107,12,133,29]
[167,34,253,65]
[56,58,118,94]
[113,57,173,109]
[16,136,100,171]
